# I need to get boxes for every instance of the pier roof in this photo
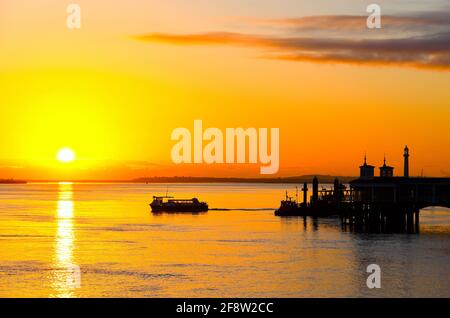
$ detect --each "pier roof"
[350,177,450,185]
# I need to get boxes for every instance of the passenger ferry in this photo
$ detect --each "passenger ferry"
[150,196,209,213]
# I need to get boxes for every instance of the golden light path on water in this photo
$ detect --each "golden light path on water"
[51,182,79,297]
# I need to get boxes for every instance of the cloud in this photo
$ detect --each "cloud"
[136,32,266,46]
[247,12,450,31]
[135,11,450,71]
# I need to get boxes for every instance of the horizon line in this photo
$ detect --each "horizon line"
[3,174,448,184]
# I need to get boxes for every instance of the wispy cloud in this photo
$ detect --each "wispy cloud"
[245,12,450,31]
[135,11,450,71]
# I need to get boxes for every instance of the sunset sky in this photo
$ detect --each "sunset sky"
[1,0,449,180]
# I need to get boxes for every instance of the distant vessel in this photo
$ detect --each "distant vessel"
[275,193,305,216]
[274,190,318,216]
[274,183,342,217]
[0,179,27,184]
[150,196,208,213]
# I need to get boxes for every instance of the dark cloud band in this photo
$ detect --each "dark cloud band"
[135,12,450,71]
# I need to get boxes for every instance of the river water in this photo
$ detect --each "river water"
[0,182,449,297]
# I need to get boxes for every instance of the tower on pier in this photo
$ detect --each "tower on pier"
[379,156,394,177]
[360,154,374,178]
[404,146,410,177]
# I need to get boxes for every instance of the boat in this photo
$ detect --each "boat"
[274,181,345,217]
[274,198,335,216]
[150,196,209,213]
[274,191,307,216]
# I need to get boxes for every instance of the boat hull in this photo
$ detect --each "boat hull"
[150,204,209,213]
[275,202,341,217]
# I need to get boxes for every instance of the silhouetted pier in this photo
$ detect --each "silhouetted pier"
[275,146,450,233]
[343,177,450,233]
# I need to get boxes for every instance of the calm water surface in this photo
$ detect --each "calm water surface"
[0,183,449,297]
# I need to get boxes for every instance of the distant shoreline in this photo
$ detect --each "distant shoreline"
[132,176,357,184]
[4,175,357,184]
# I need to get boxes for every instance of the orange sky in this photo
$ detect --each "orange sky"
[1,0,450,180]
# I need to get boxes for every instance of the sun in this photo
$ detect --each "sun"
[57,148,76,163]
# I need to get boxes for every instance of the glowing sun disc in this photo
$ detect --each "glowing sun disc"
[57,148,75,163]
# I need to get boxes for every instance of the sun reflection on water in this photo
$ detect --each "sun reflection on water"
[51,182,79,298]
